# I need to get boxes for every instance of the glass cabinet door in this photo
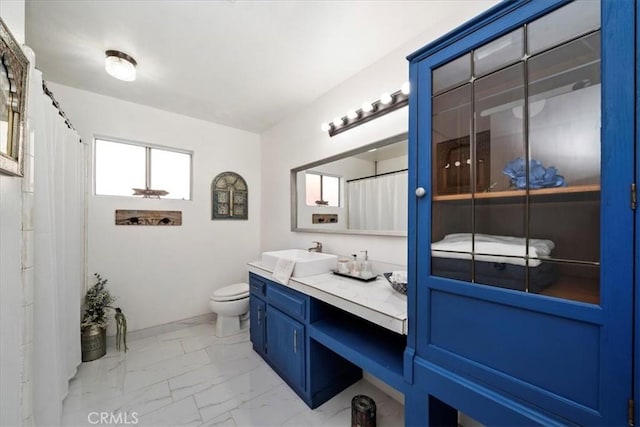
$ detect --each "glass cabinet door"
[430,0,601,304]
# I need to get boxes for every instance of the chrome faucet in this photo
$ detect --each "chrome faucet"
[308,241,322,253]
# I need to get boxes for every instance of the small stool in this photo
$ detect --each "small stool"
[351,395,376,427]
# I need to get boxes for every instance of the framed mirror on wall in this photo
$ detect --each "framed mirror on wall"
[0,18,28,177]
[291,133,408,236]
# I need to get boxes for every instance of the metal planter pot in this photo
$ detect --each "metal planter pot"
[81,325,106,362]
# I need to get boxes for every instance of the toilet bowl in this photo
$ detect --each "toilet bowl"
[209,282,250,337]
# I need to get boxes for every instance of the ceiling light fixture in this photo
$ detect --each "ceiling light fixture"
[104,50,137,82]
[322,82,409,137]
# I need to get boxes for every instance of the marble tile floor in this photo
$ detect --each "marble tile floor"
[62,316,405,426]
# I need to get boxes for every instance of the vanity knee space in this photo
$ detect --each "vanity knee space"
[248,273,361,409]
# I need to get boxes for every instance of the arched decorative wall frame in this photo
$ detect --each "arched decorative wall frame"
[211,171,248,220]
[0,18,29,176]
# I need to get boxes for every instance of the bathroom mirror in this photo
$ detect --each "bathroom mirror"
[291,133,408,236]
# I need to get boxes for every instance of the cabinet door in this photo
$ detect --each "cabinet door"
[249,296,266,356]
[266,307,306,392]
[409,0,633,425]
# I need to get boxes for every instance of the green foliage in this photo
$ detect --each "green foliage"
[81,273,116,329]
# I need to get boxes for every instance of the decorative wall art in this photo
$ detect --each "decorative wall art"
[132,188,169,198]
[115,210,182,226]
[312,213,338,224]
[0,18,29,176]
[212,171,248,220]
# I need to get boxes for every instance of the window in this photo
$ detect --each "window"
[305,172,340,207]
[95,138,192,200]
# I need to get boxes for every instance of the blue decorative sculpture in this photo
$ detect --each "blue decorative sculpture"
[502,157,566,189]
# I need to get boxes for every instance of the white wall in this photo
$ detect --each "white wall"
[0,173,24,427]
[377,154,408,175]
[47,83,261,332]
[260,2,498,267]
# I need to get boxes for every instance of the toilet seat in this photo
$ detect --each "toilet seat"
[210,282,249,302]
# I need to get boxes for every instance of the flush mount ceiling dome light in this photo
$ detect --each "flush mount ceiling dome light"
[104,50,137,82]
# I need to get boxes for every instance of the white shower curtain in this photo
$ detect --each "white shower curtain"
[347,171,408,231]
[31,70,84,425]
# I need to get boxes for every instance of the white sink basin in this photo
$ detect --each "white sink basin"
[261,249,338,277]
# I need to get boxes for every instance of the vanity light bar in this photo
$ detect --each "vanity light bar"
[322,83,410,137]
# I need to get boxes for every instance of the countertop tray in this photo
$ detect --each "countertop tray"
[332,270,378,282]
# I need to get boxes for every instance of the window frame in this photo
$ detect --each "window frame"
[93,136,193,200]
[304,171,341,207]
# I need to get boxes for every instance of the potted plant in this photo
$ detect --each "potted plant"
[81,273,115,361]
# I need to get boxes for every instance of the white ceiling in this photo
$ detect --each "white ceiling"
[26,1,488,133]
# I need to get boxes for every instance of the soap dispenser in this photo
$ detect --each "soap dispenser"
[360,250,372,278]
[349,254,360,277]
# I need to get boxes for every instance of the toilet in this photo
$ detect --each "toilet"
[208,282,250,337]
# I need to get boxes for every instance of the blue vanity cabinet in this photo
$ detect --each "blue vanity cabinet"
[249,275,267,356]
[249,295,266,356]
[250,272,309,396]
[265,307,306,392]
[248,272,362,409]
[406,0,635,425]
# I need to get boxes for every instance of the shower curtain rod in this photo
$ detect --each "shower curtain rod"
[42,79,80,138]
[346,168,408,183]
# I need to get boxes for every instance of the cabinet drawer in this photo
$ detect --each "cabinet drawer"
[249,273,267,297]
[268,284,307,322]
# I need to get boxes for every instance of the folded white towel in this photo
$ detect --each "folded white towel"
[272,258,295,285]
[431,233,554,267]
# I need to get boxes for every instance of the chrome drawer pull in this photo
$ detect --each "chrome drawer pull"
[293,330,297,353]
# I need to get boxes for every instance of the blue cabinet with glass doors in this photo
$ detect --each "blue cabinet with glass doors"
[405,0,636,425]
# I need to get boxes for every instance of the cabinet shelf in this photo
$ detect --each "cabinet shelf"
[538,275,599,305]
[309,311,407,393]
[433,184,600,201]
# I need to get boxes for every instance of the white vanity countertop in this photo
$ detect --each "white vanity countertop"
[247,261,407,335]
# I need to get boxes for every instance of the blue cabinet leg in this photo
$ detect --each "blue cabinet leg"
[405,391,426,427]
[406,391,457,427]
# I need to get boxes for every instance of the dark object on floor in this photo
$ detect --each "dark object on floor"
[115,307,128,353]
[352,395,376,427]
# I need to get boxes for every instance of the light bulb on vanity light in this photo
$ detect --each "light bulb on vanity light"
[333,116,344,127]
[380,92,393,105]
[401,81,410,95]
[346,110,358,120]
[321,123,331,132]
